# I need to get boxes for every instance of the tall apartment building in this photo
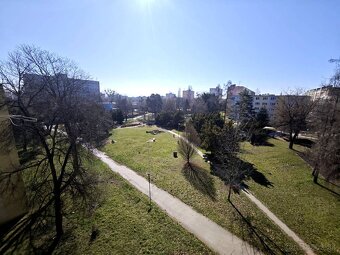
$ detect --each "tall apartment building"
[166,92,176,99]
[306,86,340,101]
[23,73,100,101]
[209,85,223,97]
[183,87,195,103]
[253,94,277,119]
[227,84,255,120]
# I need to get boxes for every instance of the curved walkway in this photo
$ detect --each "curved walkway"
[164,129,315,255]
[93,148,259,255]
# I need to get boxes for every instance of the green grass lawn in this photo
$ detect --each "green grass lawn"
[241,138,340,255]
[103,126,305,254]
[56,157,212,255]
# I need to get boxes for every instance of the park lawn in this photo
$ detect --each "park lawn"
[103,126,304,254]
[56,156,212,255]
[241,138,340,255]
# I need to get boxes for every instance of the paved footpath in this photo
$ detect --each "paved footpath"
[93,148,259,255]
[165,129,315,255]
[243,191,315,255]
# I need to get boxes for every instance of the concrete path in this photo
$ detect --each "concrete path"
[163,129,315,255]
[243,191,315,255]
[93,149,259,255]
[165,129,205,158]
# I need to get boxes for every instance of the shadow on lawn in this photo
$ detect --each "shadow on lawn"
[182,163,216,200]
[229,199,288,255]
[316,182,340,198]
[250,170,274,188]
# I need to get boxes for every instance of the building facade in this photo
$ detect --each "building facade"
[0,87,27,226]
[183,87,195,102]
[23,73,100,101]
[209,85,223,97]
[306,86,340,101]
[166,92,176,99]
[227,84,255,120]
[252,94,277,119]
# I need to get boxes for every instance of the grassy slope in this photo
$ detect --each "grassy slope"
[241,138,340,255]
[57,158,212,255]
[103,126,304,254]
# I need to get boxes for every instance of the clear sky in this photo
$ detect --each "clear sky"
[1,0,339,96]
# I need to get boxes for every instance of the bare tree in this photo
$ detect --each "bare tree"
[308,63,340,183]
[0,45,111,253]
[273,90,316,149]
[177,122,200,165]
[104,89,115,103]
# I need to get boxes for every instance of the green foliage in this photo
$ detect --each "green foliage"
[155,110,184,129]
[146,94,163,114]
[191,112,224,150]
[238,90,255,130]
[255,108,269,129]
[112,109,124,125]
[250,108,269,145]
[200,93,221,112]
[207,123,253,198]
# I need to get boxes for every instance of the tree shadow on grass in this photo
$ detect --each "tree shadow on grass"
[205,153,274,191]
[182,163,216,201]
[316,182,340,198]
[229,200,287,255]
[250,170,274,188]
[251,140,275,147]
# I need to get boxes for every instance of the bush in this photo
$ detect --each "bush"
[155,110,184,129]
[112,109,124,125]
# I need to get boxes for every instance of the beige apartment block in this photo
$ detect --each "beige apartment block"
[0,87,27,226]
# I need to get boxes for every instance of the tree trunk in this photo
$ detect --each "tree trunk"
[313,168,319,184]
[289,131,298,149]
[54,186,63,235]
[224,100,228,122]
[228,185,232,201]
[22,127,27,152]
[48,186,63,253]
[289,131,294,149]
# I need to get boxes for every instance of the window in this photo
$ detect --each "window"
[255,102,260,105]
[262,102,267,105]
[271,102,276,105]
[263,97,268,100]
[255,97,260,100]
[270,97,276,100]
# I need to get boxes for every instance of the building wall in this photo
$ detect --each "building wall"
[209,86,222,97]
[306,86,340,101]
[227,85,255,120]
[23,73,100,101]
[253,94,277,119]
[183,90,195,102]
[0,87,27,226]
[166,92,176,99]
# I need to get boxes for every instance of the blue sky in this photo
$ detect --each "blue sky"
[1,0,339,96]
